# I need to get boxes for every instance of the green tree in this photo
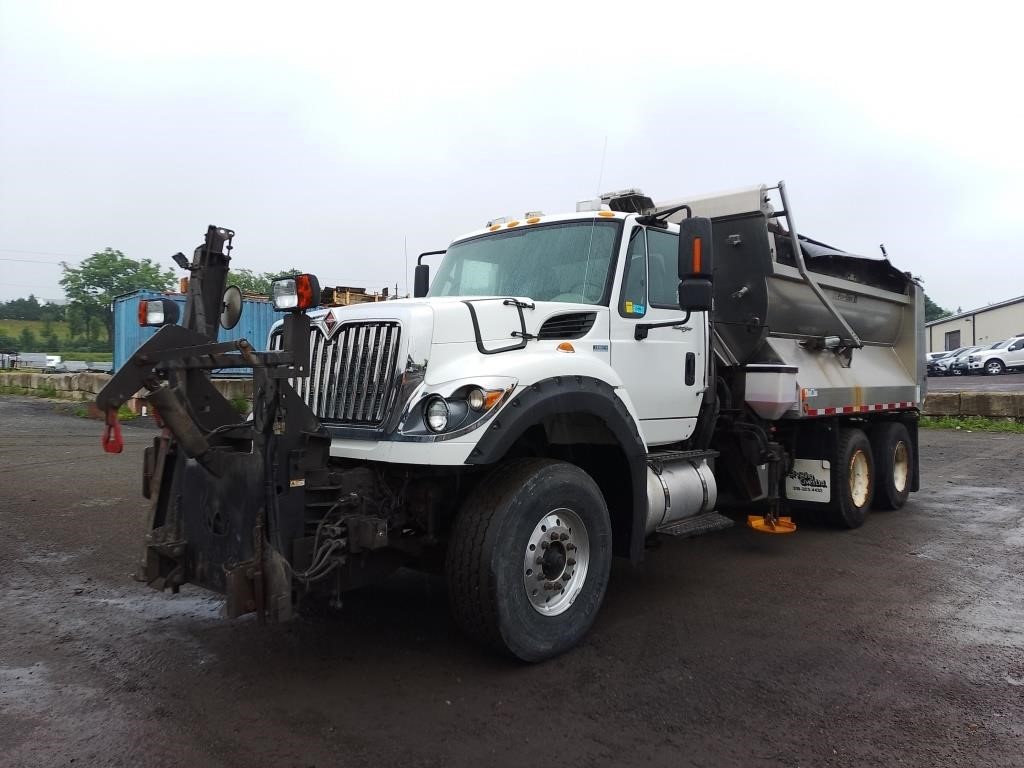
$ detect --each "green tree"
[60,248,175,342]
[226,267,303,296]
[19,328,37,351]
[1,294,42,320]
[924,294,952,323]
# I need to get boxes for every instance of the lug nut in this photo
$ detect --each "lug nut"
[566,544,577,552]
[560,533,569,541]
[567,558,576,566]
[550,531,560,540]
[561,573,571,581]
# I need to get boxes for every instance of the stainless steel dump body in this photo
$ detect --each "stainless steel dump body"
[659,183,926,418]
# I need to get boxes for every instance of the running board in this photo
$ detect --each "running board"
[657,511,734,538]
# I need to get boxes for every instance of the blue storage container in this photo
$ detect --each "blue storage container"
[113,289,277,376]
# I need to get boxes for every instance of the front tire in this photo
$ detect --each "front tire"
[870,422,913,510]
[986,359,1005,375]
[827,428,874,529]
[446,458,612,662]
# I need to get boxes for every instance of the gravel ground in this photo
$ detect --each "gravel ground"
[1,395,1022,768]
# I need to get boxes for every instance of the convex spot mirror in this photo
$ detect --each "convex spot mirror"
[220,285,243,330]
[677,216,714,313]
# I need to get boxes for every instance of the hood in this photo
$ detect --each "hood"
[299,296,604,345]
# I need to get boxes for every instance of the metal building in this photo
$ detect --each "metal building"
[926,295,1024,352]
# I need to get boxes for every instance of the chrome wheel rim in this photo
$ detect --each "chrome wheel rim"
[892,441,909,493]
[523,508,590,616]
[987,360,1002,374]
[849,449,870,508]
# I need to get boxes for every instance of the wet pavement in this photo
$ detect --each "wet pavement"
[1,396,1022,767]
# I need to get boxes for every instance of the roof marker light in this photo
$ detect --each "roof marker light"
[526,216,541,224]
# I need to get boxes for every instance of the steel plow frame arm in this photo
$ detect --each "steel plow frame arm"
[92,224,330,623]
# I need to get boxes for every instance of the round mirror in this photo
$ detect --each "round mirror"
[220,285,243,330]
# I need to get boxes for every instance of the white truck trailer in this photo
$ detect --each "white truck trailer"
[96,181,924,661]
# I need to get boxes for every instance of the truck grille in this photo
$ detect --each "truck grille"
[271,321,402,426]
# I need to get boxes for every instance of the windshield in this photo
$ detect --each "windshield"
[429,220,620,304]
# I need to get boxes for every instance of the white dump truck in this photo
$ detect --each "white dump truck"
[97,181,924,661]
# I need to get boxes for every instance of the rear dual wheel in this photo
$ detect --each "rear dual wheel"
[828,428,874,529]
[870,422,912,511]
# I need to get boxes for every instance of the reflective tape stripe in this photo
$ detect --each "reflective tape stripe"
[804,401,917,417]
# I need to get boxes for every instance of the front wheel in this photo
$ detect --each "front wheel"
[446,458,612,662]
[986,359,1005,375]
[827,428,874,529]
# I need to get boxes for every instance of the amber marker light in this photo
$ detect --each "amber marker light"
[557,342,576,353]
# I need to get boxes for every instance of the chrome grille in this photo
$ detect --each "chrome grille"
[271,321,402,426]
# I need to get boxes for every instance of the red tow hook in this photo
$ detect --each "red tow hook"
[102,407,124,454]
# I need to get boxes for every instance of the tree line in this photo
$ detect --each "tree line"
[1,247,301,353]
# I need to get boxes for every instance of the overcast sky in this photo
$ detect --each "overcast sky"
[1,1,1020,313]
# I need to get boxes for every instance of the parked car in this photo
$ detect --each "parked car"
[927,348,968,376]
[967,336,1024,375]
[948,346,983,375]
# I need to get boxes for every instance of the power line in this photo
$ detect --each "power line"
[0,248,84,261]
[0,257,67,266]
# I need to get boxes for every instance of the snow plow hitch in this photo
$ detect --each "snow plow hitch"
[94,225,331,621]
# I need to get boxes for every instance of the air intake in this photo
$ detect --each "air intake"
[537,312,597,340]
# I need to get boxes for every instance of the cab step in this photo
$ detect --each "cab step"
[657,511,734,538]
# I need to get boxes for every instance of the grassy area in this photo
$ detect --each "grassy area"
[920,415,1024,434]
[0,319,112,361]
[0,318,74,341]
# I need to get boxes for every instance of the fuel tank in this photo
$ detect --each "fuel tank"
[645,458,718,534]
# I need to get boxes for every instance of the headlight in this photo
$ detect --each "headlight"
[138,298,180,327]
[467,387,486,411]
[425,396,450,433]
[401,378,517,439]
[272,273,321,311]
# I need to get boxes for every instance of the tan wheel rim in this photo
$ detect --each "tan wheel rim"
[849,449,870,507]
[892,441,909,493]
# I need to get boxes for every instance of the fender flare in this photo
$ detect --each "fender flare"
[466,375,649,562]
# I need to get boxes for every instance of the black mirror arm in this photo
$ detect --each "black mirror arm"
[634,312,692,340]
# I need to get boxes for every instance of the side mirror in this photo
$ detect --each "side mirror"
[677,216,714,312]
[413,263,430,298]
